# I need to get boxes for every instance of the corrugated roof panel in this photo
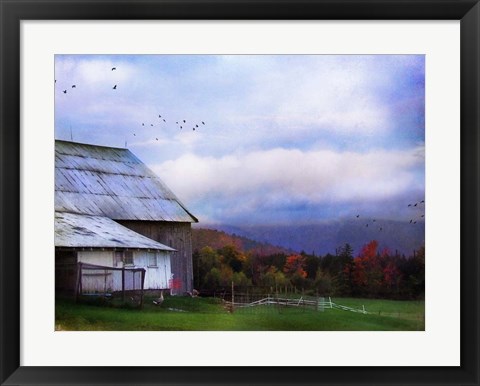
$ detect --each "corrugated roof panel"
[55,212,176,250]
[55,140,197,222]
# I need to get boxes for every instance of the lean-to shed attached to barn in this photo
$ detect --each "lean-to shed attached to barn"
[55,212,175,294]
[55,140,198,294]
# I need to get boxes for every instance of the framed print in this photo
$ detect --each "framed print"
[1,0,479,385]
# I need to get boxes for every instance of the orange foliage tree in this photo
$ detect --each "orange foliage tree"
[283,254,307,278]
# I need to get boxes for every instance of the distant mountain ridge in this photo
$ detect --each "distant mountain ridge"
[199,219,425,257]
[192,228,295,255]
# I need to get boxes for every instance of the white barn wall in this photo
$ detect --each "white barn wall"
[134,251,172,289]
[77,250,171,292]
[78,251,114,266]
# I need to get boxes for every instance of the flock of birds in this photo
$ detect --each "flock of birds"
[135,115,206,141]
[56,65,207,143]
[355,200,425,232]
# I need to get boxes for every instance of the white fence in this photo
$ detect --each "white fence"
[224,296,368,314]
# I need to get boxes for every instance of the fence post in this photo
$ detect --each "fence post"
[74,262,82,303]
[302,288,305,312]
[122,268,125,303]
[104,269,107,297]
[231,281,234,313]
[140,269,145,309]
[275,289,279,312]
[329,296,333,309]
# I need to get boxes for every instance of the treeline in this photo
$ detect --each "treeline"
[192,228,293,256]
[192,240,424,300]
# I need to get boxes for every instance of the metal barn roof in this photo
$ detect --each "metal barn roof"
[55,140,197,222]
[55,212,176,251]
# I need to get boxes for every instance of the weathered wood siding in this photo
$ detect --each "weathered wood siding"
[117,221,193,294]
[134,251,172,289]
[77,251,117,293]
[77,250,172,292]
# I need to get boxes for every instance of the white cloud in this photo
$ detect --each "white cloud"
[153,146,425,210]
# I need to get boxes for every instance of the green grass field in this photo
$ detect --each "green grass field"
[55,295,424,331]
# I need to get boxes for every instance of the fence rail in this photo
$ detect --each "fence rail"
[223,296,368,314]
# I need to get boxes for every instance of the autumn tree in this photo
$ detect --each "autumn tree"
[283,254,307,278]
[193,246,221,289]
[260,266,287,287]
[218,245,245,273]
[351,240,383,297]
[283,254,308,289]
[315,270,334,295]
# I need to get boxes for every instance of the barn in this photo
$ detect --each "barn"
[55,140,198,294]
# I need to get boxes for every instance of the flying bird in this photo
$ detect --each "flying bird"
[151,124,154,126]
[180,126,182,129]
[111,67,116,71]
[356,215,360,218]
[379,227,383,231]
[409,219,413,223]
[63,90,67,94]
[365,224,369,227]
[142,123,144,126]
[202,121,205,125]
[183,120,186,123]
[420,200,425,203]
[195,124,198,127]
[113,85,117,89]
[408,204,412,207]
[156,138,158,141]
[414,203,418,207]
[71,85,76,88]
[163,119,166,122]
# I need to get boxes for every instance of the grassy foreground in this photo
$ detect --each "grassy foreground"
[55,295,424,331]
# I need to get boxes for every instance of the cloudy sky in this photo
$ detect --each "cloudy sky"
[55,55,425,226]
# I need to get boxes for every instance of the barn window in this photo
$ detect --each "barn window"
[148,252,157,267]
[114,251,134,266]
[123,251,134,266]
[114,251,123,267]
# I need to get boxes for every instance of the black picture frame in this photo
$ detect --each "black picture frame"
[1,1,479,385]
